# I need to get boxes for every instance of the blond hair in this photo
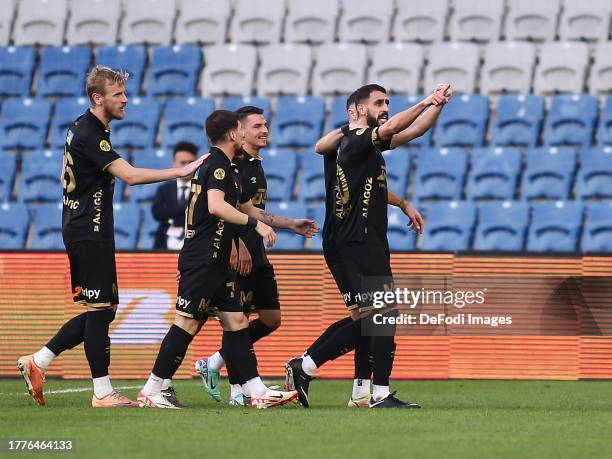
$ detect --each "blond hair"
[86,66,129,102]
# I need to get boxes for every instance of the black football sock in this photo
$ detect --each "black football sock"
[248,318,275,343]
[308,319,361,368]
[354,333,373,380]
[222,329,258,382]
[372,338,396,387]
[46,312,89,355]
[151,325,194,380]
[83,309,116,378]
[222,347,245,386]
[307,316,352,355]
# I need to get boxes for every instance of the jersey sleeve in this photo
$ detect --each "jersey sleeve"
[204,161,233,193]
[76,131,121,171]
[351,127,391,154]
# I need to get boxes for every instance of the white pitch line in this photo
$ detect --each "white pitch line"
[2,385,141,396]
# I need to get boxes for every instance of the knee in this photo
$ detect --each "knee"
[260,312,281,330]
[222,313,249,332]
[173,315,202,336]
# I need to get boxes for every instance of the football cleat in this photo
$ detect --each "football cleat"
[229,393,247,407]
[195,358,221,402]
[17,355,46,406]
[161,386,182,408]
[250,388,298,409]
[92,391,139,408]
[285,358,311,408]
[348,395,371,408]
[369,391,421,409]
[137,391,181,409]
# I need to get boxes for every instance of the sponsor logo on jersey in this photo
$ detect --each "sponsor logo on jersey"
[176,296,192,309]
[74,286,101,300]
[214,168,226,180]
[362,176,373,219]
[99,139,111,152]
[250,176,257,184]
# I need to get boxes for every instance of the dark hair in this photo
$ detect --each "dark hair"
[346,90,359,110]
[173,141,198,157]
[353,84,387,106]
[235,105,264,122]
[205,110,240,145]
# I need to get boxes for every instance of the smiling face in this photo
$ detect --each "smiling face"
[242,113,268,150]
[356,90,390,128]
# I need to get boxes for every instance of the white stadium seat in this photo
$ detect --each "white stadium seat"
[13,0,68,46]
[311,43,367,96]
[559,0,612,42]
[338,0,394,43]
[368,42,424,95]
[230,0,285,45]
[285,0,339,44]
[120,0,176,45]
[201,44,257,96]
[533,41,589,94]
[424,42,480,94]
[175,0,230,45]
[257,44,312,96]
[393,0,449,43]
[449,0,504,42]
[480,41,536,94]
[0,0,16,45]
[588,41,612,95]
[66,0,121,45]
[506,0,560,41]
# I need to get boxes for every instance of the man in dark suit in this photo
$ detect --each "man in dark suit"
[152,141,198,249]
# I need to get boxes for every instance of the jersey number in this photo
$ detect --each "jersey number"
[62,150,76,193]
[186,184,202,226]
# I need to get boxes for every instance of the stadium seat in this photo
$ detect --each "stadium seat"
[434,94,489,147]
[175,0,230,45]
[505,0,560,41]
[387,206,417,251]
[221,96,270,119]
[328,96,349,131]
[576,147,612,200]
[420,201,476,251]
[589,42,612,96]
[449,0,504,42]
[257,44,312,96]
[382,149,411,197]
[597,96,612,146]
[162,97,214,151]
[95,45,147,96]
[298,151,325,202]
[338,0,394,43]
[367,43,424,95]
[265,201,307,250]
[0,202,28,249]
[491,95,544,148]
[201,44,257,97]
[270,97,325,148]
[0,98,52,151]
[388,94,433,148]
[30,203,64,249]
[38,46,91,98]
[120,0,176,45]
[480,41,536,94]
[138,209,158,249]
[0,46,35,97]
[113,203,141,249]
[147,45,201,97]
[111,97,160,150]
[0,151,16,202]
[285,0,339,45]
[261,148,298,201]
[13,0,67,46]
[125,155,167,202]
[66,0,121,45]
[582,202,612,252]
[19,150,62,202]
[559,0,611,42]
[412,148,468,201]
[543,94,599,148]
[424,42,479,94]
[51,98,89,149]
[474,201,529,251]
[521,147,576,200]
[231,0,285,45]
[311,43,367,96]
[527,201,583,252]
[0,0,15,45]
[393,0,448,43]
[533,42,589,94]
[466,147,522,201]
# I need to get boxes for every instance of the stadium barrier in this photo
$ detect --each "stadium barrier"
[1,252,610,380]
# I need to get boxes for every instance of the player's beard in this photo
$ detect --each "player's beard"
[366,112,378,128]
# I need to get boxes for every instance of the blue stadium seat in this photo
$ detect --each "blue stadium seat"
[113,203,141,249]
[162,97,215,150]
[435,94,489,147]
[51,98,89,148]
[261,148,298,201]
[582,202,612,253]
[307,203,326,250]
[527,201,583,252]
[138,209,158,250]
[328,96,348,131]
[420,201,476,251]
[0,46,36,97]
[95,45,146,96]
[266,201,307,250]
[473,201,529,251]
[389,94,433,148]
[19,150,63,202]
[382,149,410,197]
[521,147,576,200]
[597,96,612,147]
[298,151,325,202]
[0,151,16,201]
[38,46,90,98]
[221,96,270,118]
[412,148,468,201]
[0,203,29,249]
[270,96,326,147]
[127,181,163,203]
[387,206,416,250]
[148,45,202,97]
[30,203,64,249]
[491,95,544,148]
[543,94,599,148]
[466,147,522,201]
[0,98,52,151]
[576,147,612,199]
[128,149,172,202]
[112,97,160,150]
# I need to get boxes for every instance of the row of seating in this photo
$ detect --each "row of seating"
[1,94,611,152]
[1,200,610,253]
[2,0,611,47]
[2,40,612,98]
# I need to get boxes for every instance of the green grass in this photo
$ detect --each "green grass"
[1,378,611,459]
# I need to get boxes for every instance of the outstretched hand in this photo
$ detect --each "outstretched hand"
[291,219,320,238]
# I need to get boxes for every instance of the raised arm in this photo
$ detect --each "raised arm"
[239,200,319,237]
[106,157,203,186]
[314,127,344,155]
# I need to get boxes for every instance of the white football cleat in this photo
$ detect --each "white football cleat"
[348,395,371,408]
[137,391,181,409]
[250,388,298,409]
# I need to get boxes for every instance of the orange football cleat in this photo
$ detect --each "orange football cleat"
[17,355,46,406]
[91,391,139,408]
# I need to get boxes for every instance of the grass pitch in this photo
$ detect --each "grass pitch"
[0,378,611,459]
